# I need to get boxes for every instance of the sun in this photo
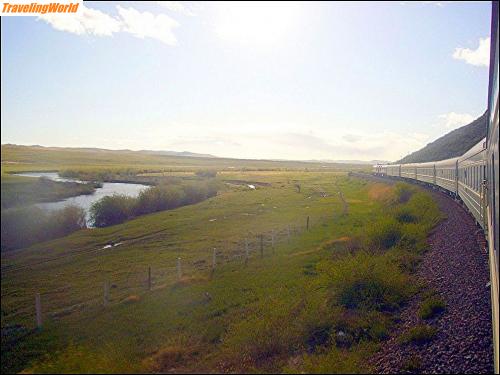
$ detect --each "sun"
[214,1,301,45]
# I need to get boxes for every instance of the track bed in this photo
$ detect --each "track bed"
[368,178,494,373]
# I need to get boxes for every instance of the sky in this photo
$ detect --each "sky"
[0,1,494,162]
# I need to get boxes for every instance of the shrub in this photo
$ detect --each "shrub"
[404,192,442,228]
[182,183,209,205]
[286,347,363,374]
[366,217,402,250]
[89,180,220,228]
[1,205,86,251]
[399,324,437,345]
[89,194,135,227]
[394,207,417,223]
[332,310,390,348]
[393,183,415,204]
[220,302,305,366]
[135,185,186,215]
[419,295,446,319]
[1,206,49,250]
[328,252,412,311]
[219,298,336,369]
[195,170,217,178]
[402,355,422,372]
[48,205,86,238]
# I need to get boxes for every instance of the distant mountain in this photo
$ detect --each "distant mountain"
[296,159,389,165]
[138,150,217,158]
[327,159,390,165]
[397,111,488,164]
[1,144,217,159]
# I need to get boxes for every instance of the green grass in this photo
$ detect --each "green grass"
[419,295,446,320]
[401,355,422,372]
[0,168,442,373]
[326,251,412,311]
[1,144,370,175]
[399,324,437,345]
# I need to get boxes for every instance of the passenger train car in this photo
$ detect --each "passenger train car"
[374,2,499,371]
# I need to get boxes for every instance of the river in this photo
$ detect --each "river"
[14,172,149,226]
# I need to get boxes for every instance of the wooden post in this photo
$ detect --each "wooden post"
[103,281,109,306]
[245,238,249,264]
[260,234,264,258]
[148,266,152,291]
[307,216,310,231]
[35,293,42,329]
[212,248,217,269]
[177,257,182,280]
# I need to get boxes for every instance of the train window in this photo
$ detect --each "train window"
[475,166,478,190]
[475,166,477,189]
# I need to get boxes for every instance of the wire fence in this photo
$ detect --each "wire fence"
[14,194,350,330]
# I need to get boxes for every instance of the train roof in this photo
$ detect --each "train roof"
[394,138,486,168]
[433,157,460,167]
[458,138,486,162]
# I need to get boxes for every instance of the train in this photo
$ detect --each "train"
[374,2,499,372]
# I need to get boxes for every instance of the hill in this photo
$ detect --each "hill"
[397,111,487,164]
[0,144,370,173]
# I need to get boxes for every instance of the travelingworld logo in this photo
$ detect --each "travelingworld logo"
[1,0,81,16]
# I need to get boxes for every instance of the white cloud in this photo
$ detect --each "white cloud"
[39,4,121,36]
[438,112,474,129]
[117,6,179,46]
[156,1,196,16]
[39,5,180,46]
[453,37,490,67]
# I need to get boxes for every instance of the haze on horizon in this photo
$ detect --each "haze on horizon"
[0,1,493,162]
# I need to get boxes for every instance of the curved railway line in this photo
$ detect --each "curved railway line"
[374,4,499,370]
[359,174,493,373]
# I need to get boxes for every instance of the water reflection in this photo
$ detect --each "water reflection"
[14,172,149,226]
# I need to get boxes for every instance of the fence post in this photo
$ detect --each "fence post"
[35,293,42,329]
[103,281,109,306]
[245,238,249,264]
[148,266,152,291]
[212,248,217,270]
[177,257,182,280]
[260,234,264,258]
[307,216,310,231]
[287,225,291,243]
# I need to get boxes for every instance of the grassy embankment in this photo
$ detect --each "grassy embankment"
[1,170,442,373]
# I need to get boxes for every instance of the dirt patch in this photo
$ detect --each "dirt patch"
[368,183,394,201]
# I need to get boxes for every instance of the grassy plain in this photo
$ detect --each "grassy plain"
[1,144,365,174]
[1,145,441,373]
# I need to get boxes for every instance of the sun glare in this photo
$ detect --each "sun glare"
[215,1,301,45]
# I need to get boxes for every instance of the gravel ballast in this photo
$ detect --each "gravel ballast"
[369,184,494,373]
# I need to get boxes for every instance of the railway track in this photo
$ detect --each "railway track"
[352,173,494,373]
